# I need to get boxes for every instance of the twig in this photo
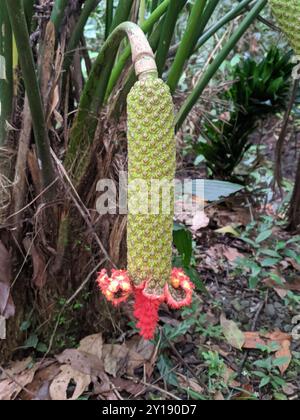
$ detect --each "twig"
[139,381,181,400]
[6,177,59,221]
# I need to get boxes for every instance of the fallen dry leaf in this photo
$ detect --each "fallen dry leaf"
[285,258,300,272]
[78,333,103,359]
[49,365,91,401]
[264,276,300,298]
[102,337,154,379]
[243,330,292,375]
[190,211,209,231]
[50,334,104,400]
[275,340,292,375]
[222,246,243,263]
[235,384,255,400]
[0,357,33,381]
[110,377,145,396]
[56,349,103,377]
[126,336,155,377]
[214,391,225,400]
[220,314,245,350]
[177,373,204,395]
[19,362,60,401]
[222,366,240,388]
[243,330,291,349]
[102,344,129,378]
[0,362,39,400]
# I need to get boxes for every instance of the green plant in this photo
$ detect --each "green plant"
[196,47,293,179]
[201,351,229,395]
[252,343,288,392]
[234,216,300,289]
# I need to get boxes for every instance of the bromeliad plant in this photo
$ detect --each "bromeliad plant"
[198,46,294,179]
[96,26,194,339]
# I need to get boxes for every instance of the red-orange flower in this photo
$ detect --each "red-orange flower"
[96,269,132,306]
[164,268,194,309]
[97,267,194,339]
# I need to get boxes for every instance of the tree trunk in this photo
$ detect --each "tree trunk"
[287,152,300,232]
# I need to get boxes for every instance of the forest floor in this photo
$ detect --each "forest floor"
[0,116,299,401]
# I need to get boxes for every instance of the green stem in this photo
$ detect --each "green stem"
[175,0,268,131]
[194,0,253,52]
[50,0,68,34]
[193,0,220,49]
[6,0,56,190]
[167,0,208,93]
[109,16,165,119]
[139,0,146,24]
[63,0,101,73]
[109,0,134,34]
[105,0,114,39]
[0,1,13,146]
[65,22,157,183]
[155,0,187,76]
[151,0,160,13]
[105,0,170,101]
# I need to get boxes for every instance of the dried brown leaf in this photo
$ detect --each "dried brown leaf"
[220,314,245,350]
[49,365,91,401]
[56,349,103,377]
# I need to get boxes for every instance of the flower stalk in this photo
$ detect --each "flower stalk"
[95,22,194,339]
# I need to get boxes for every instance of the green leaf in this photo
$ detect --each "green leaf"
[256,229,273,244]
[261,258,280,267]
[36,342,48,353]
[157,355,178,387]
[20,320,31,332]
[273,357,290,368]
[173,227,193,267]
[253,370,267,378]
[273,393,288,400]
[23,334,39,349]
[260,249,281,258]
[249,276,260,289]
[184,388,207,400]
[259,376,271,388]
[271,376,286,387]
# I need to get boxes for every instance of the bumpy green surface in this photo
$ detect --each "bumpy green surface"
[269,0,300,55]
[127,77,176,295]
